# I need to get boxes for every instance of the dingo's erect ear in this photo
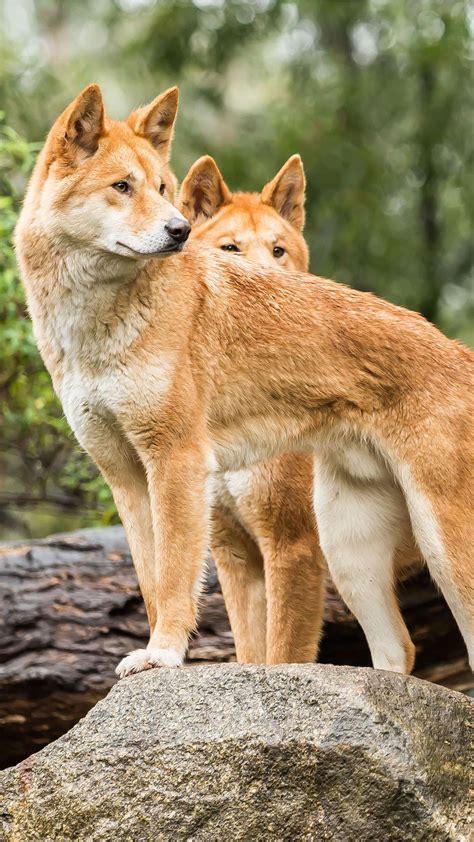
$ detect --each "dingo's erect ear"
[55,84,106,167]
[127,87,179,158]
[179,156,232,223]
[261,154,306,230]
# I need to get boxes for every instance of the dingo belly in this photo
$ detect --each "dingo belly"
[210,411,316,472]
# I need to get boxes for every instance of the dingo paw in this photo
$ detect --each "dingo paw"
[115,649,152,678]
[146,647,183,669]
[115,646,183,678]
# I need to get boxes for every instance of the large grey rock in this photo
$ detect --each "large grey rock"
[0,665,471,841]
[1,526,471,770]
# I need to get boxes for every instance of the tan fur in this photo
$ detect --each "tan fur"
[16,86,474,679]
[180,154,324,664]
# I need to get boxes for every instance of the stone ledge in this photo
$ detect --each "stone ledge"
[0,664,471,840]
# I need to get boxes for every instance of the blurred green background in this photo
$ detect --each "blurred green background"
[1,0,473,540]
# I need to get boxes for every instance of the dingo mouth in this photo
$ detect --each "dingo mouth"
[116,241,185,258]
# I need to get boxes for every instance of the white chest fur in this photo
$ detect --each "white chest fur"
[29,253,177,449]
[59,354,176,450]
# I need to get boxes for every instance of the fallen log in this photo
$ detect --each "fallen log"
[0,526,471,769]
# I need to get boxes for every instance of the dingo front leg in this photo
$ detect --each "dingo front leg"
[263,531,326,664]
[104,464,157,631]
[65,415,158,678]
[133,428,212,673]
[107,461,157,679]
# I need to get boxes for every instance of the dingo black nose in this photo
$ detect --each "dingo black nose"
[165,218,191,243]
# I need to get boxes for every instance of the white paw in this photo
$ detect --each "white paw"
[146,647,183,668]
[115,646,184,679]
[115,649,152,679]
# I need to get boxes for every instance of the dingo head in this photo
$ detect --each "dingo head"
[28,84,190,260]
[179,154,308,272]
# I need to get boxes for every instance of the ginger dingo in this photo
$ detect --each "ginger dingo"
[179,154,324,664]
[179,155,421,668]
[16,86,473,679]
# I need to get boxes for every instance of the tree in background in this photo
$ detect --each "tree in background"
[0,0,472,538]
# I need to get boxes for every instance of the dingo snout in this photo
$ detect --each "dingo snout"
[115,211,190,259]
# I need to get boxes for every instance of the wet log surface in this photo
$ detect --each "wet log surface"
[0,526,471,769]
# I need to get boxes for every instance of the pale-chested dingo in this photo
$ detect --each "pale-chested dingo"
[15,86,473,679]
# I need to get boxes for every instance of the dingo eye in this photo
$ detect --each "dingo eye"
[273,246,285,258]
[221,244,240,253]
[159,183,166,195]
[112,181,130,194]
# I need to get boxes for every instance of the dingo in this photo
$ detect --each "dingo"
[179,155,421,667]
[179,154,324,664]
[16,86,473,679]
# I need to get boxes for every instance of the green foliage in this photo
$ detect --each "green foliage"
[0,0,473,538]
[0,116,116,535]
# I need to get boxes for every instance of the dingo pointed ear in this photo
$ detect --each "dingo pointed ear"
[58,84,106,166]
[179,156,232,223]
[128,87,179,157]
[261,154,306,230]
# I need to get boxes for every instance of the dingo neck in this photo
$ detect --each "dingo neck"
[26,242,166,371]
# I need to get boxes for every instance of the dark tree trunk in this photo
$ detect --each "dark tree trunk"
[418,62,442,323]
[0,526,471,769]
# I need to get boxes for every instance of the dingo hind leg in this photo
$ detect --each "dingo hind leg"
[399,465,474,669]
[314,450,415,674]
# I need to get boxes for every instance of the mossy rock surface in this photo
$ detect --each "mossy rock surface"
[0,664,471,841]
